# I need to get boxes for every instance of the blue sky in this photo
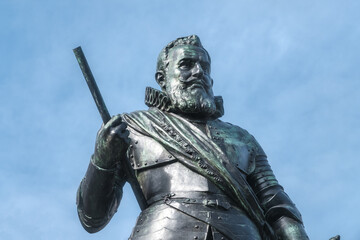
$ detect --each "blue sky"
[1,1,359,239]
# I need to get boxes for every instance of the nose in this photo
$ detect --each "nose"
[192,62,204,78]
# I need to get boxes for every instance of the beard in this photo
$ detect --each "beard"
[167,83,217,117]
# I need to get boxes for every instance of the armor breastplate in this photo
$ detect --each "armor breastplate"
[127,128,222,200]
[126,124,262,239]
[126,119,257,201]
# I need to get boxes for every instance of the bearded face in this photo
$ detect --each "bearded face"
[159,45,217,117]
[167,80,216,116]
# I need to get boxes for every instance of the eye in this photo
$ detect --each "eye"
[201,62,210,74]
[179,59,194,70]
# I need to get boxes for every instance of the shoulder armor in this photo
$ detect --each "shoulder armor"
[208,120,265,175]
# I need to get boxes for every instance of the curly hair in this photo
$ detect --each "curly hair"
[156,35,211,74]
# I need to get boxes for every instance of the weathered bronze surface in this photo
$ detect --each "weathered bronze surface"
[76,35,311,239]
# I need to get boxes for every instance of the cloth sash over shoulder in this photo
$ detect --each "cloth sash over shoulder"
[122,108,274,239]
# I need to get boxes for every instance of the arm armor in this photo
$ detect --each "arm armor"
[248,155,309,239]
[76,156,126,233]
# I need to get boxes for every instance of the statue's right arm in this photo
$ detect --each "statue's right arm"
[76,115,130,233]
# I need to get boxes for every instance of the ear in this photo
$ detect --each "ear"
[155,71,166,90]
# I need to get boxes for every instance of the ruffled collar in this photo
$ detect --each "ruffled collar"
[144,87,224,119]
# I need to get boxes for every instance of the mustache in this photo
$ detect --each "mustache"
[179,77,211,88]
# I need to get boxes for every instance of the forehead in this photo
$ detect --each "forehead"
[168,45,209,63]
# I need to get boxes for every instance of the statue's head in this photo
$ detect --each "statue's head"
[155,35,217,117]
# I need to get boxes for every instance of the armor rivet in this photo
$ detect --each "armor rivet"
[216,132,220,135]
[155,160,158,163]
[130,155,134,158]
[194,237,198,239]
[136,229,139,232]
[144,162,147,166]
[168,155,172,158]
[218,216,222,220]
[209,126,212,129]
[135,141,138,144]
[194,225,199,229]
[221,237,225,240]
[137,164,140,167]
[131,163,134,167]
[129,145,133,148]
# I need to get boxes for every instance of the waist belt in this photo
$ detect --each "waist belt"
[147,191,235,210]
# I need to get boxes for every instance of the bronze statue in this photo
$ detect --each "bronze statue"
[76,35,310,239]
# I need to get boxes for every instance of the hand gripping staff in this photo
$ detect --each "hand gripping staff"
[73,46,148,211]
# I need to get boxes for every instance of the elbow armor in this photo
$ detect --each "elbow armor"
[248,155,303,225]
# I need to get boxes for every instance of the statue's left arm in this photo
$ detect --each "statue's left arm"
[247,140,309,239]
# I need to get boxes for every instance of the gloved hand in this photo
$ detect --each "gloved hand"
[93,115,130,169]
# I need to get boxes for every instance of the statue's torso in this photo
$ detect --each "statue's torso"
[126,118,262,240]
